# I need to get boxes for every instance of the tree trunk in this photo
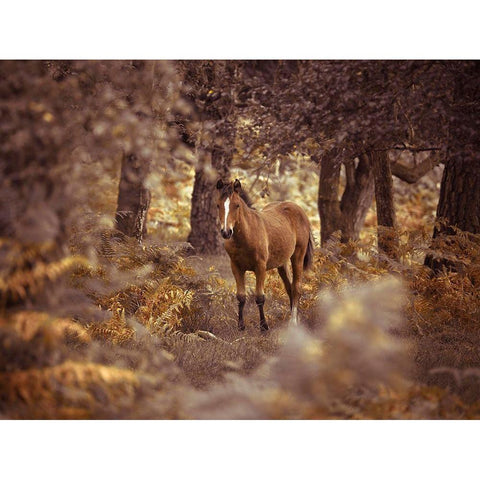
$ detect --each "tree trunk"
[425,62,480,271]
[115,153,151,243]
[318,153,374,246]
[187,143,232,254]
[425,160,480,271]
[340,154,375,241]
[370,150,398,259]
[318,154,342,246]
[435,160,480,234]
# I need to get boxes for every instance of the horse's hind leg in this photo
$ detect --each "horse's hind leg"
[231,261,246,331]
[290,250,305,325]
[277,264,293,308]
[255,262,269,331]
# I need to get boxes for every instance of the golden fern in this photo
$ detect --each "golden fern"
[86,308,135,345]
[0,360,141,419]
[3,311,90,344]
[137,278,194,329]
[0,254,90,301]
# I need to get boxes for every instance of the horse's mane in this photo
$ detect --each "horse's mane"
[239,189,254,209]
[220,182,254,209]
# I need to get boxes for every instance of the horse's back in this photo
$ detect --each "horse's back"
[260,201,311,269]
[261,201,310,235]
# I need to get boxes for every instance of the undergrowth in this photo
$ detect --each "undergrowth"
[2,222,480,419]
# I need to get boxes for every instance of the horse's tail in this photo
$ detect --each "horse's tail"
[303,230,314,270]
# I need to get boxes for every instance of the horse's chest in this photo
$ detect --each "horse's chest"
[224,241,260,271]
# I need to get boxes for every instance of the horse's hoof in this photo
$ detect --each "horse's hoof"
[238,325,245,331]
[260,324,269,332]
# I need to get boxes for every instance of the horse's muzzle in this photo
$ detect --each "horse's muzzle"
[221,228,233,239]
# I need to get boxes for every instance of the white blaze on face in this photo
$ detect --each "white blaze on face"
[224,197,230,232]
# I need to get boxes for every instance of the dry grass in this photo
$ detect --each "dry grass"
[2,163,480,419]
[2,224,480,419]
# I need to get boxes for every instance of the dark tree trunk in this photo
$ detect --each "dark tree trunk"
[340,154,375,241]
[435,160,480,234]
[187,143,232,254]
[115,153,151,243]
[318,154,342,246]
[370,150,398,259]
[425,62,480,271]
[317,152,374,246]
[425,160,480,271]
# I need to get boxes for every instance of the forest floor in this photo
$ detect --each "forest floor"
[2,163,480,419]
[190,240,480,418]
[3,220,480,419]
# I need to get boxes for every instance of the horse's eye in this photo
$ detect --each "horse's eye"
[236,204,240,209]
[216,204,219,209]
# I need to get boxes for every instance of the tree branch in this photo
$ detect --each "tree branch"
[390,145,442,153]
[391,156,441,184]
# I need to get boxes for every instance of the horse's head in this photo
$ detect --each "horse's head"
[216,179,243,239]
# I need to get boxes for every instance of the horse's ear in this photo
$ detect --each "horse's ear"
[216,179,224,190]
[233,179,242,192]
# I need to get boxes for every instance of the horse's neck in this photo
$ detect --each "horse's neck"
[234,202,258,245]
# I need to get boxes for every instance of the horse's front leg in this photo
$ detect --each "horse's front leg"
[254,262,268,331]
[231,261,246,330]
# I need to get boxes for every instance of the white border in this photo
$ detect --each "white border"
[1,420,478,479]
[1,1,478,59]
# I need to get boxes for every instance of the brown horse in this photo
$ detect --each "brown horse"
[216,179,314,331]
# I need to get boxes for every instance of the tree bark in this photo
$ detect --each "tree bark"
[115,153,151,243]
[187,143,232,254]
[370,150,399,259]
[317,152,374,246]
[424,159,480,271]
[425,62,480,271]
[436,160,480,234]
[340,154,375,241]
[318,153,342,246]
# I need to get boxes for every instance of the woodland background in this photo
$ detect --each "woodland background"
[1,59,480,420]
